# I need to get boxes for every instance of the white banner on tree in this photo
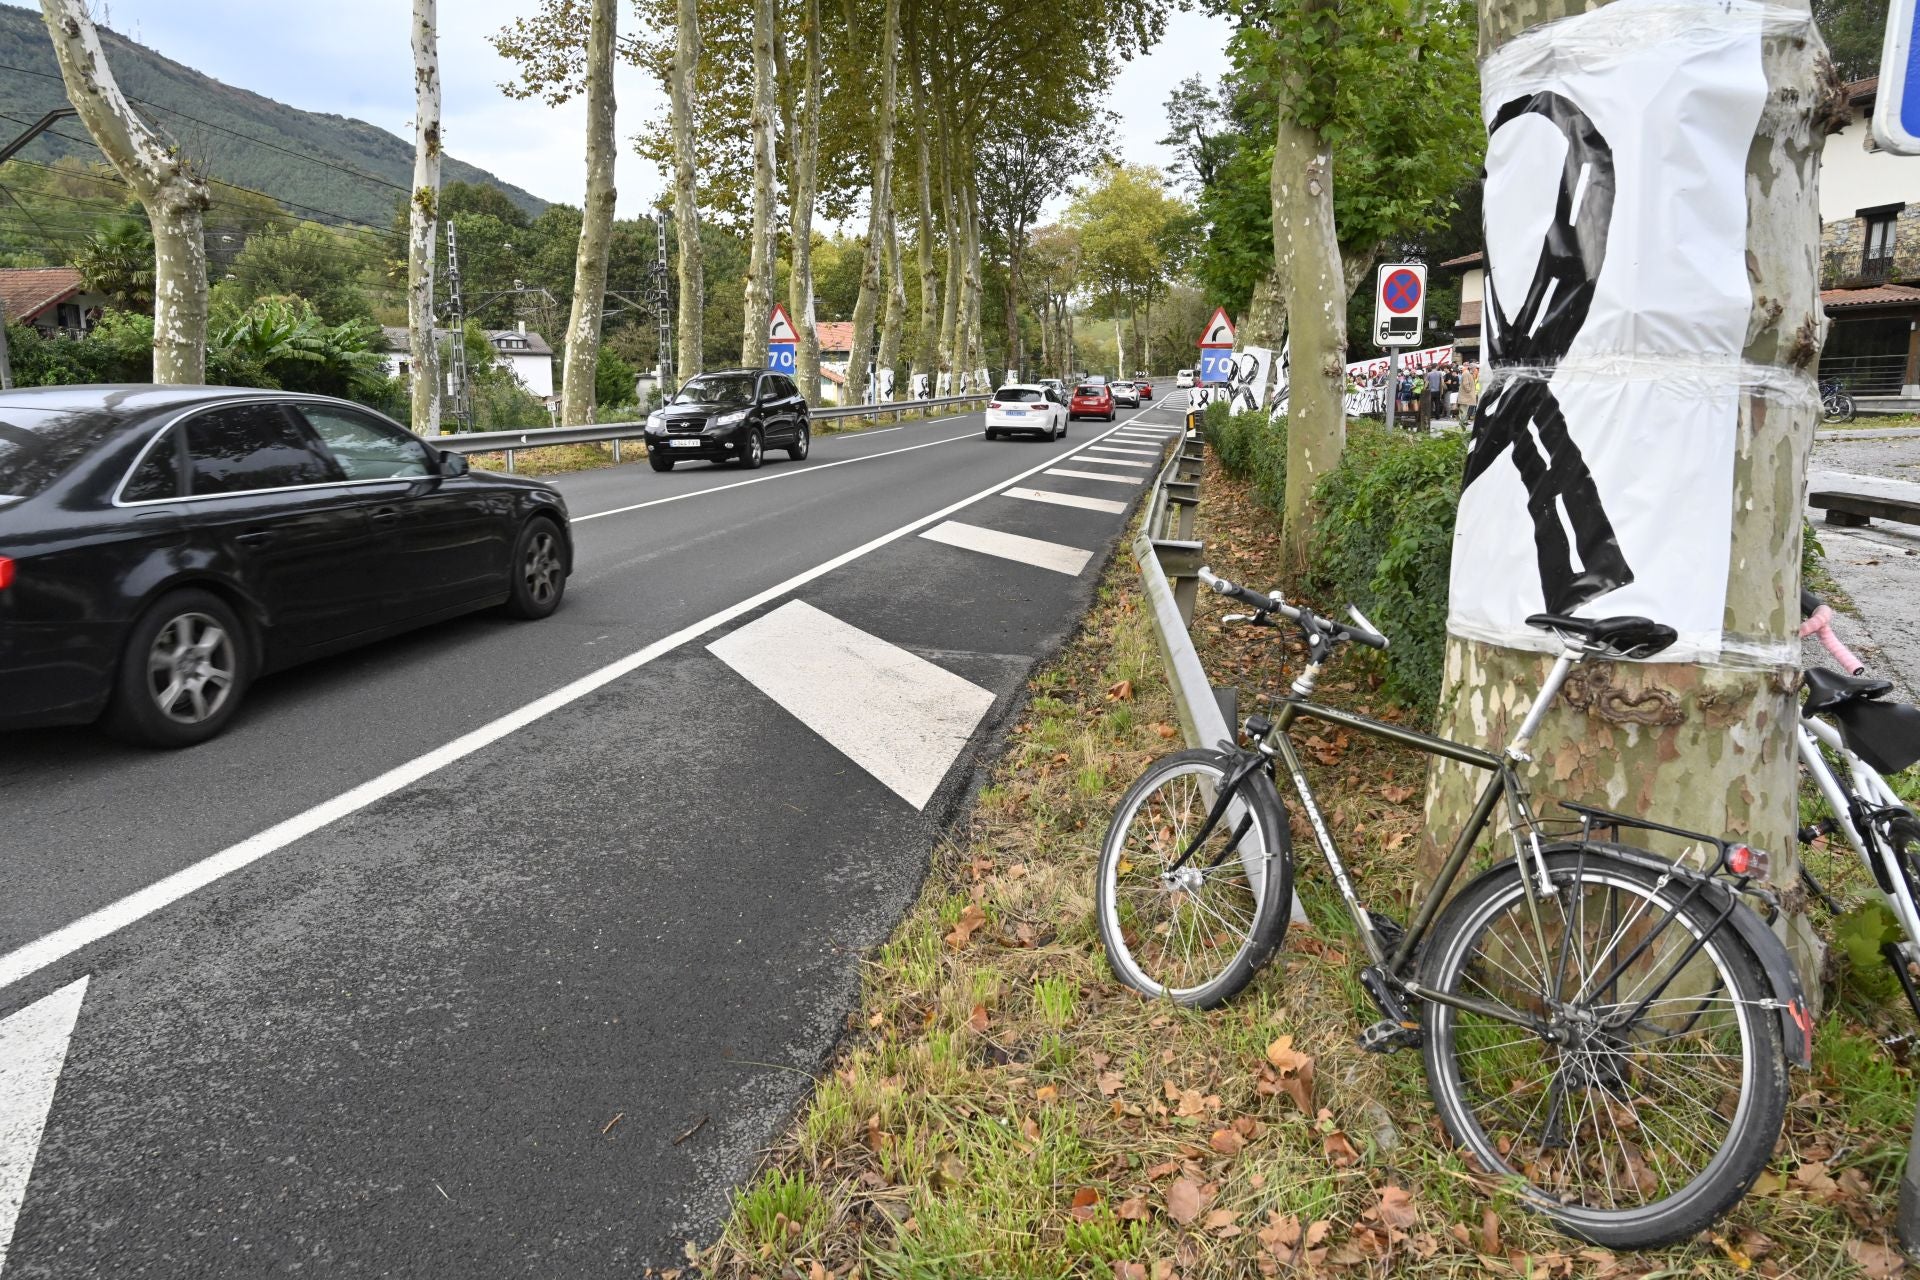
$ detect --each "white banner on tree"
[1446,0,1767,664]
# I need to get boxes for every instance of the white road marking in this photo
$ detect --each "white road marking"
[1044,468,1143,485]
[0,977,87,1273]
[919,520,1093,576]
[1085,445,1159,457]
[1067,455,1151,468]
[571,429,980,523]
[1002,487,1129,515]
[1113,433,1164,442]
[0,413,1150,995]
[708,601,996,810]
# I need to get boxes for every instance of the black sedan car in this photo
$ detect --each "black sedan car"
[0,385,572,747]
[643,369,810,470]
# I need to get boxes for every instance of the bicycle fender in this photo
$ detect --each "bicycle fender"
[1544,841,1813,1069]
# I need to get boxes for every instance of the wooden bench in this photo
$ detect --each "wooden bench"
[1810,490,1920,529]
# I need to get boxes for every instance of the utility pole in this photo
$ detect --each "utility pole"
[443,218,473,432]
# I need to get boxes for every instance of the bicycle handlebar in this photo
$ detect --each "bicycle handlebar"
[1198,566,1389,652]
[1798,588,1865,675]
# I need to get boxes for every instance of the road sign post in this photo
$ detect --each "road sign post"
[1373,263,1427,349]
[1196,307,1236,398]
[766,303,797,376]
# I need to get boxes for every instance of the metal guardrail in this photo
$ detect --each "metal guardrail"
[1132,406,1306,924]
[425,393,992,470]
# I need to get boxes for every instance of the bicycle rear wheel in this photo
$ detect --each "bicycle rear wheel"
[1095,748,1293,1008]
[1418,849,1786,1248]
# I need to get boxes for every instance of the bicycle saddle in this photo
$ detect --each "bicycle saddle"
[1525,613,1678,659]
[1802,665,1893,715]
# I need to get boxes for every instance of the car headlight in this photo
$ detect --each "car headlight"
[714,409,748,427]
[646,412,664,430]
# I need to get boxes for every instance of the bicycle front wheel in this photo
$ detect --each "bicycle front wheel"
[1419,849,1787,1249]
[1095,748,1293,1008]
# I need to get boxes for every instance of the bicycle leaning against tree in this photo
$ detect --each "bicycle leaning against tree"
[1094,567,1813,1248]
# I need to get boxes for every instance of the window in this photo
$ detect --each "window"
[121,429,183,502]
[994,387,1044,402]
[184,404,338,496]
[674,373,755,406]
[0,410,116,500]
[775,375,799,398]
[299,406,431,481]
[1863,206,1902,282]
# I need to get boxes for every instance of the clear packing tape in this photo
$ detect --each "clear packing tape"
[1451,0,1819,672]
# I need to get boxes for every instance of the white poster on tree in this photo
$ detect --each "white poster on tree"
[1446,0,1768,664]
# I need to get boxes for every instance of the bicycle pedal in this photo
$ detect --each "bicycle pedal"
[1359,1019,1423,1054]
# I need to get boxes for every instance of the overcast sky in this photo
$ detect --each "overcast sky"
[91,0,1233,221]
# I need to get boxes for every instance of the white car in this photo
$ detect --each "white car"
[1176,369,1194,389]
[984,384,1067,441]
[1111,381,1141,408]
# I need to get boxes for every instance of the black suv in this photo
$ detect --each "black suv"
[644,369,810,470]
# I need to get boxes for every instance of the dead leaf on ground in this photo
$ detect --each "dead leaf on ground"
[1366,1184,1419,1232]
[1070,1187,1102,1221]
[946,904,989,949]
[1098,1071,1125,1098]
[1107,679,1134,701]
[1116,1194,1152,1221]
[967,1003,989,1034]
[1209,1128,1244,1157]
[1152,723,1179,739]
[1847,1240,1906,1279]
[1322,1128,1359,1167]
[1164,1177,1212,1225]
[1263,1035,1316,1112]
[1479,1208,1500,1255]
[1381,783,1416,804]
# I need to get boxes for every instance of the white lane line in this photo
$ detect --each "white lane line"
[1113,433,1163,441]
[919,520,1093,577]
[0,415,1142,996]
[1002,487,1129,515]
[1067,455,1151,468]
[836,425,902,437]
[1085,446,1159,457]
[571,428,980,523]
[708,601,996,811]
[0,977,86,1272]
[1045,468,1143,486]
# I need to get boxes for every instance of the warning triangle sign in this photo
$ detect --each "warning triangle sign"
[768,303,798,344]
[1197,307,1235,347]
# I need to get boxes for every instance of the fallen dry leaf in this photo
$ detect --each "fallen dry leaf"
[1263,1035,1316,1112]
[1108,679,1134,701]
[1071,1187,1102,1222]
[946,904,988,950]
[1098,1071,1125,1098]
[1116,1194,1152,1221]
[1164,1177,1211,1225]
[1381,783,1416,804]
[967,1003,989,1034]
[1847,1240,1906,1279]
[1479,1207,1500,1255]
[1368,1185,1419,1231]
[1209,1128,1244,1157]
[1152,723,1179,739]
[1114,1263,1147,1280]
[1322,1128,1359,1167]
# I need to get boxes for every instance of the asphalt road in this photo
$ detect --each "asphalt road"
[0,390,1193,1276]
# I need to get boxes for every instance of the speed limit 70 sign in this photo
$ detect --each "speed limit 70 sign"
[1374,263,1426,347]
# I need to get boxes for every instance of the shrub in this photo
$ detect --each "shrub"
[1202,400,1289,513]
[1307,422,1468,721]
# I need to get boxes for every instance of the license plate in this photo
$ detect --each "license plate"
[1003,408,1026,416]
[671,439,702,448]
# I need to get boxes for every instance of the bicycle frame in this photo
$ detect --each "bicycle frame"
[1799,716,1920,949]
[1252,649,1592,1031]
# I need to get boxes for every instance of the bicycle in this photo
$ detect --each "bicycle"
[1095,567,1812,1247]
[1822,379,1858,425]
[1797,590,1920,1022]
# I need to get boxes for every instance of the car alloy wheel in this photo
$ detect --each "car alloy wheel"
[147,611,237,726]
[523,526,562,607]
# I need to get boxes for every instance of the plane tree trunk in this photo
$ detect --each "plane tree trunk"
[787,0,822,401]
[670,0,704,380]
[844,0,899,405]
[559,0,616,426]
[1419,0,1836,989]
[740,0,777,369]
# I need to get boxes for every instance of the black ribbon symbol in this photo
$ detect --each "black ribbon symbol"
[1228,351,1263,413]
[1463,91,1633,615]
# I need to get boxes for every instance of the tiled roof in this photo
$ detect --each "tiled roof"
[1846,76,1878,104]
[1822,283,1920,309]
[819,365,847,385]
[1440,251,1483,269]
[377,324,551,355]
[814,320,854,353]
[0,267,83,321]
[1456,300,1482,328]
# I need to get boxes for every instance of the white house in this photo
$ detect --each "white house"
[379,322,556,403]
[0,267,110,339]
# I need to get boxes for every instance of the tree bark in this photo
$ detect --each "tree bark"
[670,0,703,381]
[961,175,983,379]
[41,0,212,386]
[740,0,778,369]
[937,131,960,379]
[559,0,616,426]
[910,52,939,383]
[403,0,441,430]
[1003,226,1023,378]
[1271,95,1345,568]
[1420,0,1833,989]
[1242,267,1287,351]
[845,0,899,405]
[788,0,822,401]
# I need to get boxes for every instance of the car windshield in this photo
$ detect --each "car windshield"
[0,409,116,500]
[675,373,756,407]
[995,388,1043,402]
[1074,385,1102,396]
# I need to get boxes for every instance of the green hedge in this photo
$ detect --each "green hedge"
[1202,405,1464,722]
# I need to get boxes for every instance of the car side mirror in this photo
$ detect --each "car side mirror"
[438,449,469,477]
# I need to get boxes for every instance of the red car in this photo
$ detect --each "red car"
[1137,378,1154,399]
[1069,382,1115,421]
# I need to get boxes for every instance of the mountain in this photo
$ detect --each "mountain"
[0,5,548,228]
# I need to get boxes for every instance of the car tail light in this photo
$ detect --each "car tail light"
[0,556,12,590]
[989,402,1001,409]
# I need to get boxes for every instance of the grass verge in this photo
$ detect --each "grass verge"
[693,450,1917,1280]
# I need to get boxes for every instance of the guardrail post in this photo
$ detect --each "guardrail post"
[612,437,623,463]
[505,448,516,473]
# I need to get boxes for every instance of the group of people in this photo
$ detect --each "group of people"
[1345,362,1481,431]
